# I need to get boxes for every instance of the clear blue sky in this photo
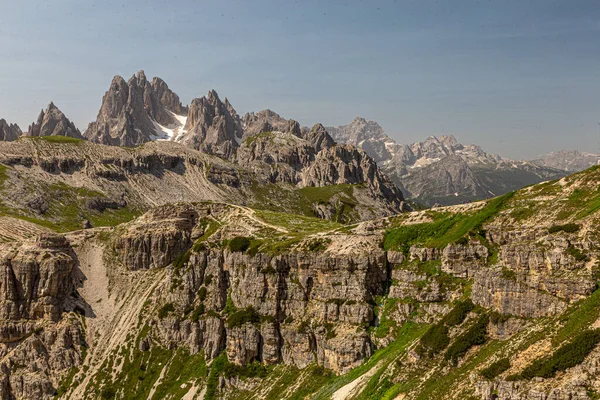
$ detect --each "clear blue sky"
[1,0,599,159]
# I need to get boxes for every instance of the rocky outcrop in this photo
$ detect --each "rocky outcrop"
[302,144,406,210]
[0,119,21,141]
[84,72,156,146]
[0,234,77,322]
[26,102,83,139]
[178,91,243,159]
[441,241,489,278]
[471,269,567,318]
[236,131,316,184]
[326,117,398,163]
[241,109,301,139]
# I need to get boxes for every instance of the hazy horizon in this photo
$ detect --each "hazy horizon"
[1,0,599,159]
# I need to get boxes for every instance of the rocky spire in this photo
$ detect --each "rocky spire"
[303,123,335,152]
[178,90,243,159]
[0,119,21,141]
[27,102,83,138]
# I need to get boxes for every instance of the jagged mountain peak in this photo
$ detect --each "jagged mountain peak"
[0,118,22,141]
[85,72,189,146]
[27,102,82,139]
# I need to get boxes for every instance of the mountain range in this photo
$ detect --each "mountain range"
[1,71,598,208]
[327,117,600,206]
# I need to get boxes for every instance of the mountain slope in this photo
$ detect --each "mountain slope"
[0,137,405,230]
[2,162,600,399]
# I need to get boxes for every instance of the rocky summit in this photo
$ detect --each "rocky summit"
[1,71,600,400]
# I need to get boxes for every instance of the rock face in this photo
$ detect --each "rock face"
[303,144,405,210]
[328,118,568,206]
[125,204,387,374]
[178,90,243,159]
[0,119,21,141]
[27,102,83,139]
[0,234,86,400]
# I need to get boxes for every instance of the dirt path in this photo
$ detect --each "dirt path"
[331,360,383,400]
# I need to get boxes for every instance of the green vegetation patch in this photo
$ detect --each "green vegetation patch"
[36,135,84,144]
[0,180,140,232]
[418,324,450,357]
[567,246,589,262]
[227,306,260,328]
[480,358,510,380]
[442,300,475,326]
[157,303,175,319]
[227,236,251,252]
[444,314,489,364]
[548,223,580,234]
[384,192,513,252]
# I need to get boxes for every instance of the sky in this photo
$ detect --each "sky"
[1,0,599,159]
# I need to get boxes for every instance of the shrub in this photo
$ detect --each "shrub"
[198,287,207,301]
[454,236,469,245]
[173,250,191,270]
[101,387,116,399]
[444,314,489,364]
[190,304,205,322]
[204,273,213,286]
[548,223,580,234]
[223,361,268,379]
[260,266,277,274]
[480,358,510,380]
[418,324,450,356]
[324,322,336,340]
[567,246,589,262]
[228,237,251,252]
[489,311,511,325]
[157,303,175,319]
[442,300,475,327]
[520,329,600,379]
[227,306,260,328]
[501,267,517,281]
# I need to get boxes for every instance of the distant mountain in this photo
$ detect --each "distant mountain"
[26,102,82,139]
[327,118,567,206]
[0,119,21,142]
[532,150,600,172]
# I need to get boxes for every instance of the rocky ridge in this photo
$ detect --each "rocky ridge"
[533,149,600,172]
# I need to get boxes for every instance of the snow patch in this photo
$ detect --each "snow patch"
[150,110,188,142]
